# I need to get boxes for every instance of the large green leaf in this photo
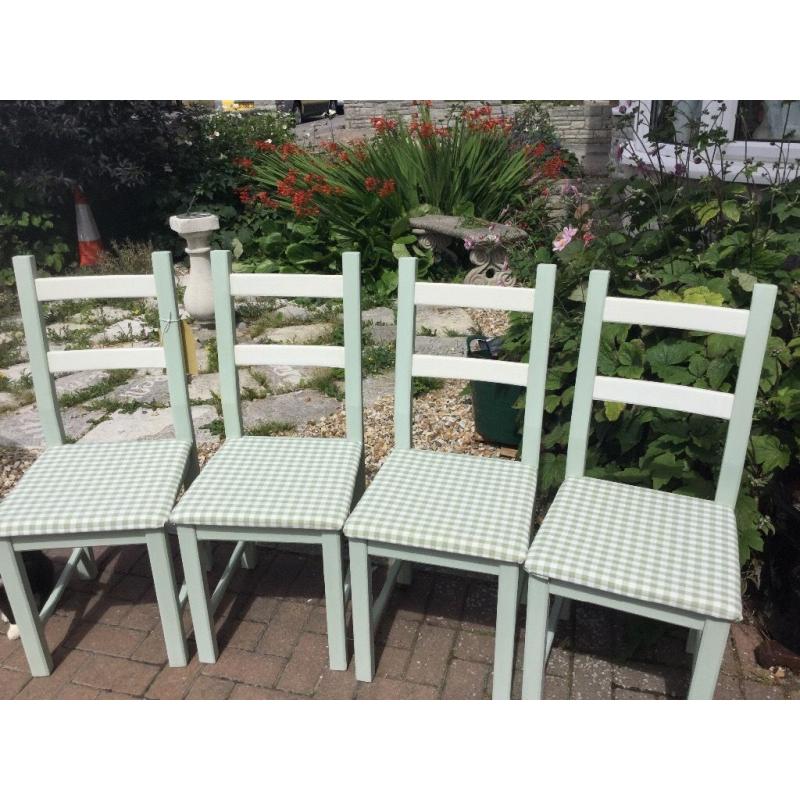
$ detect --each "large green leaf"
[751,434,790,473]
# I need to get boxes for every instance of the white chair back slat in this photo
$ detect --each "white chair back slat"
[593,375,734,419]
[234,343,346,369]
[603,296,749,337]
[415,282,535,313]
[47,347,167,374]
[229,272,344,299]
[35,275,158,302]
[412,354,529,387]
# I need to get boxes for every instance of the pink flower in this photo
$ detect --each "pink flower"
[552,226,578,252]
[463,237,475,250]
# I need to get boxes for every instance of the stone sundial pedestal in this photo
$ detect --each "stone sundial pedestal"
[169,212,220,325]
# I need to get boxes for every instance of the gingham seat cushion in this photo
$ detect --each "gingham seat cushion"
[0,440,191,537]
[524,477,742,621]
[344,448,537,563]
[170,436,362,531]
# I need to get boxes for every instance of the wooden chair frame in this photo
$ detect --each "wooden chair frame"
[348,258,557,699]
[175,250,363,671]
[521,269,778,700]
[0,253,197,676]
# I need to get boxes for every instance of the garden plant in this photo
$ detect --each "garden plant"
[502,103,800,648]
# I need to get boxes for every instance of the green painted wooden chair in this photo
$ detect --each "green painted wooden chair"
[0,252,197,676]
[344,258,556,699]
[521,269,777,700]
[169,250,363,670]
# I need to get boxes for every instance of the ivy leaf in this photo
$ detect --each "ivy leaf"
[647,341,701,375]
[721,200,741,222]
[707,334,738,358]
[538,452,566,494]
[735,493,764,565]
[732,268,756,292]
[751,434,790,473]
[682,286,725,306]
[688,354,709,377]
[707,358,733,390]
[604,401,625,421]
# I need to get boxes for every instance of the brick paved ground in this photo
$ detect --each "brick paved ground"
[0,542,796,700]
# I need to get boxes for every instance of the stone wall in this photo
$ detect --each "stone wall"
[342,100,614,176]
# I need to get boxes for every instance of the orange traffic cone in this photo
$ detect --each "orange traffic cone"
[73,186,103,267]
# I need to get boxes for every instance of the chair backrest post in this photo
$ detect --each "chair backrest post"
[12,255,65,447]
[715,282,778,507]
[394,257,418,449]
[520,263,557,466]
[151,251,197,459]
[210,250,244,439]
[342,251,364,444]
[565,269,609,479]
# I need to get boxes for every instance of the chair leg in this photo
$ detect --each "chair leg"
[349,540,374,682]
[241,542,258,570]
[176,526,218,663]
[559,598,573,621]
[75,546,98,580]
[199,540,213,572]
[492,564,520,700]
[687,619,729,700]
[397,561,413,586]
[321,533,348,671]
[0,540,53,676]
[146,531,188,668]
[521,575,550,700]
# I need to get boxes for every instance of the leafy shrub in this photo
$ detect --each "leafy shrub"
[503,106,800,572]
[0,171,70,284]
[0,102,294,282]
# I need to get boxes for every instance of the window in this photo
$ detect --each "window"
[614,100,800,183]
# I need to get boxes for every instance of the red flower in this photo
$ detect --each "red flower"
[364,176,380,192]
[279,142,301,159]
[411,121,435,138]
[541,154,567,178]
[377,178,396,198]
[235,186,252,204]
[233,157,254,171]
[532,141,547,158]
[253,140,276,152]
[370,116,398,134]
[254,191,277,208]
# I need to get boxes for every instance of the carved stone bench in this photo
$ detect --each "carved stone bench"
[408,214,527,286]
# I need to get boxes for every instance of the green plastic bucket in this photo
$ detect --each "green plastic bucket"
[467,335,523,447]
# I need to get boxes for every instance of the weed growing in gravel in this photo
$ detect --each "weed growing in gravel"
[59,369,137,407]
[247,420,295,437]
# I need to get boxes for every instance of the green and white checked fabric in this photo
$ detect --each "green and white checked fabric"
[344,448,537,563]
[524,477,742,621]
[170,436,362,531]
[0,440,191,537]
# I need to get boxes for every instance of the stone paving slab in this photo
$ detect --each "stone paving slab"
[79,405,216,444]
[415,306,474,336]
[370,326,468,356]
[0,405,105,450]
[241,390,340,430]
[257,323,334,345]
[0,541,795,700]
